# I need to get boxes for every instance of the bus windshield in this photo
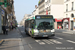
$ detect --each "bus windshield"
[35,19,54,30]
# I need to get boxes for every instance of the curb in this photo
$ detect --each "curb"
[0,40,4,45]
[3,38,21,41]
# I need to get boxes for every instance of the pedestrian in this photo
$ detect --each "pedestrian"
[5,24,9,35]
[66,23,68,29]
[2,25,6,35]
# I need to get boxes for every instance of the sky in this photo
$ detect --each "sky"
[14,0,39,23]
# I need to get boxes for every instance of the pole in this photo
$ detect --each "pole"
[0,6,2,33]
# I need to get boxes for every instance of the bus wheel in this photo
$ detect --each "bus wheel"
[31,36,33,38]
[51,34,55,38]
[25,32,28,35]
[25,31,29,35]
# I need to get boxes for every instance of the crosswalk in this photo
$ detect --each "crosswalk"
[35,37,75,45]
[35,39,62,45]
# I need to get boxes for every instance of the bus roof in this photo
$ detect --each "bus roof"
[25,15,54,21]
[35,15,53,17]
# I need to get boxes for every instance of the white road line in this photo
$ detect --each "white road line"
[57,33,71,36]
[35,40,40,42]
[62,32,73,34]
[35,40,45,45]
[42,40,54,44]
[55,37,63,40]
[67,40,75,44]
[28,44,32,49]
[19,41,24,50]
[39,42,45,45]
[49,39,62,44]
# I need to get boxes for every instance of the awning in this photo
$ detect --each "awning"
[55,18,62,22]
[64,19,68,22]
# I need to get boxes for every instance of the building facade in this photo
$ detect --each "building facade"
[38,0,45,15]
[21,14,31,26]
[63,0,75,30]
[0,0,16,33]
[38,0,64,29]
[32,5,39,17]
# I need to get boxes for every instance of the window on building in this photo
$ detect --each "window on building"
[66,0,68,1]
[66,0,69,2]
[46,2,47,5]
[65,0,69,2]
[66,14,68,17]
[71,14,74,18]
[49,0,51,3]
[66,4,68,12]
[72,2,74,10]
[49,12,50,15]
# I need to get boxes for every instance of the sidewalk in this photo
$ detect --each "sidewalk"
[56,29,75,34]
[0,29,24,50]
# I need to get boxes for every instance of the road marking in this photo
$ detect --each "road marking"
[49,39,62,44]
[19,41,24,50]
[28,44,32,49]
[42,39,54,44]
[67,40,75,44]
[35,40,40,42]
[57,33,71,36]
[55,37,63,40]
[35,39,62,45]
[62,32,73,34]
[35,40,45,45]
[39,42,45,45]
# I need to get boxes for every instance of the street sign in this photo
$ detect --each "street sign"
[1,9,5,15]
[0,0,9,7]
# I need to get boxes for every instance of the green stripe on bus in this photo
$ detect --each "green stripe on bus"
[32,29,34,35]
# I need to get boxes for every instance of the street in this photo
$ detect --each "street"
[18,27,75,50]
[0,0,75,50]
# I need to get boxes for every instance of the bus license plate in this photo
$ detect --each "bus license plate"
[43,35,48,37]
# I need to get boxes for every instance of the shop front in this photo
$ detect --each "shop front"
[55,18,62,29]
[63,18,70,30]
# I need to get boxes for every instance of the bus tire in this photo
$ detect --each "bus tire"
[51,34,55,37]
[26,32,28,35]
[25,30,29,35]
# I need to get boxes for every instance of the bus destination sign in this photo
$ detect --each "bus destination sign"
[35,16,53,19]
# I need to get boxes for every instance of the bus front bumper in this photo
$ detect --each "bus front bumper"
[33,32,55,37]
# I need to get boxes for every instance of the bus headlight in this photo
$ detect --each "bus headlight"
[51,29,55,32]
[34,29,39,35]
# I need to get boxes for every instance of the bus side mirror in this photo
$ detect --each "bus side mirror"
[54,19,55,22]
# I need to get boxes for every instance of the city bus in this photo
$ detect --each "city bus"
[25,15,55,38]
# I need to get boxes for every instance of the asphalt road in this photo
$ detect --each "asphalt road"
[18,27,75,50]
